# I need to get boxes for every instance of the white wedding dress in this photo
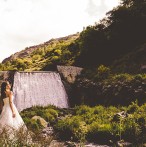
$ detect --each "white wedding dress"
[0,95,28,141]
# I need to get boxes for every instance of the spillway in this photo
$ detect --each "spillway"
[13,71,69,111]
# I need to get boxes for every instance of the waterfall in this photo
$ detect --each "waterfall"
[13,71,69,112]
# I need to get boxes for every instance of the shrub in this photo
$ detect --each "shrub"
[55,115,85,141]
[127,101,139,114]
[122,118,141,143]
[93,105,105,114]
[29,120,40,132]
[45,108,58,118]
[75,105,92,115]
[95,65,111,80]
[44,113,55,124]
[74,121,88,143]
[87,122,113,144]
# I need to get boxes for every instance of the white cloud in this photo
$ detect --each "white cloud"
[0,0,119,62]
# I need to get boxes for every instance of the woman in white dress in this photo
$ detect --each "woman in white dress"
[0,81,27,140]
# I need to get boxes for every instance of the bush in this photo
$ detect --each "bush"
[122,118,141,143]
[55,115,85,141]
[75,105,92,115]
[45,108,58,118]
[127,101,139,114]
[87,122,113,144]
[95,65,111,81]
[29,120,40,132]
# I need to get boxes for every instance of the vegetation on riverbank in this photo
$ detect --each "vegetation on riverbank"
[20,103,146,146]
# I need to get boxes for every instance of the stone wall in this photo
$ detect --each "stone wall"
[57,65,83,83]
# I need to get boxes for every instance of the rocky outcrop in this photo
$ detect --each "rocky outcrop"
[57,65,83,83]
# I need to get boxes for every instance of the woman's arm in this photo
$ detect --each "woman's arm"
[8,91,16,118]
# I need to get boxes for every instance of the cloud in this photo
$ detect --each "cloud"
[85,0,107,17]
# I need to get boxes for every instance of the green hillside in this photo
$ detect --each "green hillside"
[73,0,146,69]
[1,0,146,73]
[0,34,79,71]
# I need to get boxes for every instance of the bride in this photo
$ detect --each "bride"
[0,81,29,142]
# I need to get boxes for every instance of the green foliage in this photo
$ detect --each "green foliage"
[29,119,40,132]
[75,105,92,115]
[21,106,59,128]
[88,122,113,144]
[127,101,139,113]
[20,104,146,145]
[55,115,87,142]
[13,59,27,70]
[54,49,62,56]
[32,54,41,61]
[43,108,58,124]
[95,65,111,81]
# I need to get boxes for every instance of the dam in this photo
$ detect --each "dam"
[12,71,69,111]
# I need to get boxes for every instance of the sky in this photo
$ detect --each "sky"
[0,0,120,62]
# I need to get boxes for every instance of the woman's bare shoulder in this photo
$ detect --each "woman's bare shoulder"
[5,90,13,96]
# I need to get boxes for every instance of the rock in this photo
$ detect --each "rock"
[65,141,77,147]
[31,116,48,127]
[85,143,110,147]
[57,65,83,83]
[117,140,132,147]
[112,111,128,122]
[49,140,66,147]
[38,127,54,140]
[41,127,54,136]
[64,142,111,147]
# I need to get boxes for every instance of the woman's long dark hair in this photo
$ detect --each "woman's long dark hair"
[1,82,7,99]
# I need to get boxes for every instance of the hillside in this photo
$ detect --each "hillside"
[0,33,79,71]
[1,0,146,73]
[72,0,146,69]
[2,34,79,64]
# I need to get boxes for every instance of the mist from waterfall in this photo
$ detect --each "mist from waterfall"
[13,72,69,112]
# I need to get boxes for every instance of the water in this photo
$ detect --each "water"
[13,71,69,112]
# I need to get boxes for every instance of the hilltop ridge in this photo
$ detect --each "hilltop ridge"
[2,33,79,64]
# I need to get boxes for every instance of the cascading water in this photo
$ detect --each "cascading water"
[13,71,69,112]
